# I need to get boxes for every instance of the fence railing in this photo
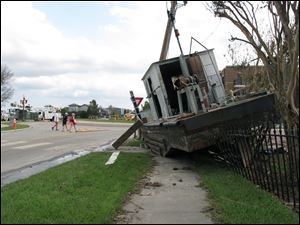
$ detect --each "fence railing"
[209,113,299,212]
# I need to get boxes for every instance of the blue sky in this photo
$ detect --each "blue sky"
[1,1,247,110]
[33,2,120,39]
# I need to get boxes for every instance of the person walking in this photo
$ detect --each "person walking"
[69,113,77,132]
[51,111,59,131]
[62,112,68,132]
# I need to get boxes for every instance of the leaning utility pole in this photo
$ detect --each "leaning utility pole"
[159,1,177,61]
[159,1,187,61]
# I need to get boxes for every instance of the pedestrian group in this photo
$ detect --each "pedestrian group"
[52,111,77,132]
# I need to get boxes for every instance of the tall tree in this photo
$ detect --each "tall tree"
[209,1,299,125]
[1,65,14,107]
[60,107,69,115]
[87,99,100,118]
[142,101,150,111]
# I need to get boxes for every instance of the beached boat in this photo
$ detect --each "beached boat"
[140,50,276,156]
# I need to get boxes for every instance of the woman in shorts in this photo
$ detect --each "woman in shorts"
[69,113,77,132]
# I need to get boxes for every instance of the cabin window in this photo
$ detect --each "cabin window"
[148,77,154,93]
[147,77,162,118]
[194,89,203,111]
[159,61,182,116]
[211,83,218,103]
[153,95,162,118]
[181,92,189,112]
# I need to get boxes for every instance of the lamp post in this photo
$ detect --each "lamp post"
[20,95,28,121]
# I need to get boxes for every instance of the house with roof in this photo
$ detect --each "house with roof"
[79,104,89,112]
[68,103,80,112]
[68,103,89,112]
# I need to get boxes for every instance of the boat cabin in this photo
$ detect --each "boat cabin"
[142,49,226,121]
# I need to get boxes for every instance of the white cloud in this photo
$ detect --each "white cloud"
[12,72,145,108]
[1,1,245,109]
[100,24,121,33]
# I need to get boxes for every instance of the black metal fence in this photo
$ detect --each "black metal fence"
[209,113,299,212]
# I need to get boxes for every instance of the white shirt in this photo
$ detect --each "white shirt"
[53,112,59,122]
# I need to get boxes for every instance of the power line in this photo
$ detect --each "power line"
[201,18,221,43]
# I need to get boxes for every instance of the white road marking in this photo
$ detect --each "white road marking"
[43,143,75,152]
[1,141,27,147]
[105,151,120,165]
[13,142,51,149]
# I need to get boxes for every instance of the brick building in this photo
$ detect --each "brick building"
[221,66,299,107]
[220,65,263,94]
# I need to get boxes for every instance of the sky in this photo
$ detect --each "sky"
[1,1,244,110]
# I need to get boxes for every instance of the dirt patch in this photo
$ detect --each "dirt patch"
[182,166,192,170]
[145,181,162,187]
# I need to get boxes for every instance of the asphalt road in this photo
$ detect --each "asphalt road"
[1,120,131,173]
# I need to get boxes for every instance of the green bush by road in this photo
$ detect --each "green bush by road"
[125,138,144,147]
[1,122,29,131]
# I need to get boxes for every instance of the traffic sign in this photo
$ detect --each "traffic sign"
[135,97,143,106]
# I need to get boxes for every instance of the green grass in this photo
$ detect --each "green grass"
[192,151,299,224]
[1,152,152,224]
[1,122,29,131]
[125,138,144,147]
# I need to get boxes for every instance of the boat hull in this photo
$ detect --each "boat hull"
[141,93,276,156]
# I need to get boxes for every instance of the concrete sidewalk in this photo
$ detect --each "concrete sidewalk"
[115,153,213,224]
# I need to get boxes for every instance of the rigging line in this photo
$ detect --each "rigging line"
[201,18,222,43]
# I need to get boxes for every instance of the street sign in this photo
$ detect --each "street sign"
[135,97,143,106]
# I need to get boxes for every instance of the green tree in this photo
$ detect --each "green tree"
[87,99,100,119]
[142,101,150,111]
[60,107,69,115]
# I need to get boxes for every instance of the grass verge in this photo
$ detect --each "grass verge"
[192,151,299,224]
[1,152,152,224]
[1,122,29,131]
[125,138,144,147]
